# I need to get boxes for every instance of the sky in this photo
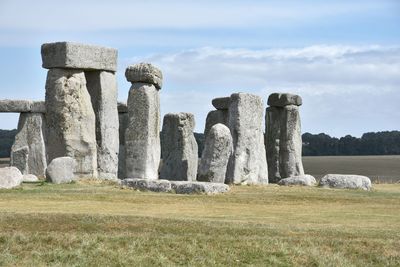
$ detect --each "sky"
[0,0,399,137]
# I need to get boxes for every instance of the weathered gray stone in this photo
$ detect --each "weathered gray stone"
[86,71,119,179]
[267,93,302,107]
[279,105,304,178]
[118,102,128,113]
[0,100,45,113]
[319,174,372,190]
[10,146,28,176]
[198,124,232,183]
[170,181,230,194]
[41,42,117,71]
[0,167,23,189]
[22,174,39,182]
[160,113,198,181]
[45,68,98,178]
[265,93,305,183]
[120,178,171,192]
[278,175,317,186]
[212,97,231,110]
[226,93,268,184]
[125,63,163,89]
[125,83,161,180]
[46,157,77,184]
[10,113,47,177]
[118,112,129,179]
[265,106,281,183]
[204,109,229,138]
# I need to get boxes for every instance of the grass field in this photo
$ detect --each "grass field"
[0,181,399,266]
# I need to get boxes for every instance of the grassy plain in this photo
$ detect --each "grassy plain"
[0,181,399,266]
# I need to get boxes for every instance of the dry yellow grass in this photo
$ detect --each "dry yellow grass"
[0,182,399,266]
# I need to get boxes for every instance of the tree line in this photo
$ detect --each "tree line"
[1,129,399,158]
[302,131,400,156]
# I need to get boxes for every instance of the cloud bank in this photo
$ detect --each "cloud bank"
[124,45,400,137]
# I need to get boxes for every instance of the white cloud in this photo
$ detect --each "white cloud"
[125,45,400,136]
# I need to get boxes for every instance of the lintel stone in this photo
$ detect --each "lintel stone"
[267,93,302,107]
[0,100,45,113]
[125,63,163,89]
[41,42,117,72]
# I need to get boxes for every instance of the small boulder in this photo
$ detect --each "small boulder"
[319,174,372,190]
[22,174,39,182]
[46,157,77,184]
[170,181,230,194]
[0,167,23,189]
[278,175,316,186]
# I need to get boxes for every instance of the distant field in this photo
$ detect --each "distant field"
[303,155,400,183]
[0,182,399,266]
[1,156,400,183]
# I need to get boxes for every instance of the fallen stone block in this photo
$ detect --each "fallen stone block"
[22,174,39,182]
[0,167,23,189]
[46,157,77,184]
[120,178,171,192]
[170,181,230,194]
[278,175,317,186]
[319,174,372,190]
[41,42,117,71]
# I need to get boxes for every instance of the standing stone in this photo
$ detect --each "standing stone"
[265,93,304,182]
[212,97,231,110]
[226,93,268,184]
[279,105,304,178]
[118,111,128,179]
[204,110,229,138]
[198,123,232,183]
[11,113,47,178]
[86,71,119,179]
[124,63,162,180]
[45,68,98,178]
[10,146,29,176]
[265,106,281,183]
[160,113,198,181]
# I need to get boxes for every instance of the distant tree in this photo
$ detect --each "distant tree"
[302,131,400,156]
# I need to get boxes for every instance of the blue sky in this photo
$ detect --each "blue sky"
[0,0,399,137]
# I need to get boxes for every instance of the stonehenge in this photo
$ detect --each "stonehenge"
[160,113,198,181]
[11,112,47,177]
[204,93,268,184]
[42,42,119,179]
[198,123,233,183]
[124,63,162,180]
[265,93,304,183]
[1,41,324,193]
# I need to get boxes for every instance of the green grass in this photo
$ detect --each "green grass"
[0,182,399,266]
